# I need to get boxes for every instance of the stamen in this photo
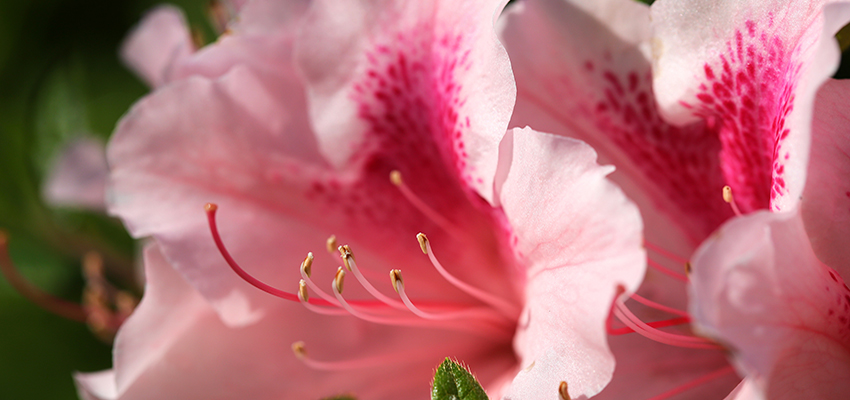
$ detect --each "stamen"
[644,241,689,265]
[390,170,460,236]
[559,381,571,400]
[330,271,497,334]
[417,233,520,317]
[613,292,721,350]
[338,244,407,310]
[291,340,433,371]
[333,266,345,294]
[607,316,692,336]
[629,293,690,317]
[205,203,333,306]
[390,269,510,328]
[644,365,735,400]
[301,253,313,278]
[300,254,342,306]
[647,258,689,282]
[326,235,338,254]
[722,185,742,216]
[297,280,348,316]
[0,231,87,323]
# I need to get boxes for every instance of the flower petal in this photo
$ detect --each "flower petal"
[689,210,850,399]
[295,0,515,203]
[75,244,515,400]
[497,127,645,399]
[108,68,325,324]
[120,5,194,88]
[802,78,850,275]
[652,0,850,212]
[74,370,117,400]
[500,0,730,243]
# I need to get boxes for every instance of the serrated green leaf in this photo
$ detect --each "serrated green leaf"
[431,358,489,400]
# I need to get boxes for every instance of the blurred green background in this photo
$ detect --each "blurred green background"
[0,0,847,399]
[0,1,211,398]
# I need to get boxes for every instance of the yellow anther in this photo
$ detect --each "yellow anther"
[326,235,338,254]
[292,341,307,359]
[333,266,346,294]
[298,280,309,302]
[416,233,428,254]
[685,262,692,276]
[390,170,403,186]
[558,381,571,400]
[204,203,218,212]
[390,269,403,293]
[338,245,353,271]
[301,252,314,278]
[722,185,734,204]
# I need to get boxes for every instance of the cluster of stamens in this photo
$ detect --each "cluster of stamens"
[204,202,517,372]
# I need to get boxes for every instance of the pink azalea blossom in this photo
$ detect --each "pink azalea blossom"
[500,0,850,398]
[689,79,850,400]
[76,1,646,399]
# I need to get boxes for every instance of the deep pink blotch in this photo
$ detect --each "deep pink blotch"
[694,22,801,212]
[306,27,491,238]
[587,63,731,236]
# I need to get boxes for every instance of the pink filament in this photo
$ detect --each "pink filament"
[395,280,512,333]
[393,176,461,237]
[345,255,407,310]
[629,293,690,317]
[647,258,689,282]
[613,298,721,350]
[607,316,691,336]
[423,238,520,318]
[206,204,333,307]
[297,346,435,371]
[645,241,690,265]
[645,366,736,400]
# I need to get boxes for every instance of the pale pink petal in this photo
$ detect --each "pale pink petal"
[802,78,850,274]
[497,127,645,399]
[42,137,108,211]
[652,0,850,212]
[171,0,309,83]
[120,5,194,88]
[724,378,765,400]
[689,211,850,399]
[296,0,515,203]
[500,0,730,247]
[76,244,515,400]
[74,370,117,400]
[107,67,330,324]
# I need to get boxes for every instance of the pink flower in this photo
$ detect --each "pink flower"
[500,0,850,397]
[689,79,850,400]
[76,1,645,399]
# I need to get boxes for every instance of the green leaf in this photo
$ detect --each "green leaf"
[431,358,489,400]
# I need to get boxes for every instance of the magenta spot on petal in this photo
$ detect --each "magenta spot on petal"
[578,54,730,237]
[704,64,715,80]
[693,22,800,212]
